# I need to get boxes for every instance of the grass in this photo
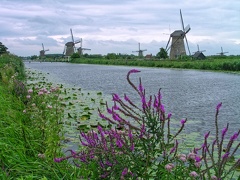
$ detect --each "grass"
[0,54,82,179]
[70,55,240,72]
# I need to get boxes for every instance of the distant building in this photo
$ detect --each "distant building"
[145,54,152,59]
[192,52,206,60]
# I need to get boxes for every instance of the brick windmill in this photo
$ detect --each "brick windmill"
[39,43,49,58]
[217,47,228,56]
[165,9,191,59]
[132,43,147,57]
[63,29,81,56]
[77,38,91,56]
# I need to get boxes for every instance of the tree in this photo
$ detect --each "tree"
[71,52,80,59]
[0,42,8,55]
[156,47,168,59]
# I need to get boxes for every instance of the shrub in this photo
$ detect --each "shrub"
[54,69,239,179]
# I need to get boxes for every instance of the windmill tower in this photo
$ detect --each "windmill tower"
[39,43,49,58]
[217,47,228,56]
[165,9,191,59]
[63,29,81,56]
[132,43,147,57]
[192,44,206,59]
[77,38,91,56]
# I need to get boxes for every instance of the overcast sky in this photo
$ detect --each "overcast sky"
[0,0,240,57]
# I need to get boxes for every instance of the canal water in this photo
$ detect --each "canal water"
[24,62,240,141]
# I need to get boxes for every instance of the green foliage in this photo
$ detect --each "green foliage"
[70,56,240,72]
[71,52,80,59]
[0,42,8,55]
[156,47,168,59]
[0,57,83,179]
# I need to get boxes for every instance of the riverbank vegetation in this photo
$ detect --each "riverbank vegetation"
[70,55,240,72]
[1,53,239,179]
[0,54,81,179]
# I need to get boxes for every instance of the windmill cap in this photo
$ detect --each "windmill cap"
[171,30,185,37]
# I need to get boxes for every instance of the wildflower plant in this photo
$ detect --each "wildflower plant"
[54,69,239,179]
[22,85,64,158]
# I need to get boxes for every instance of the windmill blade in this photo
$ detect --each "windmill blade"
[180,9,185,31]
[165,36,171,50]
[63,46,66,55]
[138,43,141,51]
[82,48,91,51]
[184,35,191,55]
[42,43,44,51]
[70,28,76,51]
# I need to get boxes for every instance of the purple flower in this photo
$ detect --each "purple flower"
[180,119,187,125]
[54,157,64,163]
[195,156,201,162]
[230,132,239,141]
[222,152,230,159]
[130,143,135,151]
[124,94,130,102]
[99,112,106,119]
[221,127,228,138]
[170,147,176,154]
[128,130,133,140]
[138,84,143,92]
[113,103,119,110]
[112,113,121,121]
[121,167,128,176]
[128,69,140,75]
[167,113,172,119]
[204,131,210,139]
[189,171,198,177]
[107,108,112,114]
[216,102,222,111]
[160,104,165,113]
[112,93,120,101]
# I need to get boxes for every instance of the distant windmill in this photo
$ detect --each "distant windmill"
[39,43,49,57]
[77,38,91,56]
[132,43,147,57]
[63,28,81,56]
[165,9,191,59]
[192,44,206,59]
[217,47,228,56]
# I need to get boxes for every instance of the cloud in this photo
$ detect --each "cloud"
[0,0,239,56]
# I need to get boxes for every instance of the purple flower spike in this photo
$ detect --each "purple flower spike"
[216,102,222,111]
[54,157,64,163]
[167,113,172,119]
[230,132,239,141]
[180,119,187,125]
[124,94,130,102]
[221,127,228,138]
[121,168,128,176]
[112,93,120,101]
[128,69,140,75]
[195,156,201,162]
[204,131,210,139]
[222,152,230,159]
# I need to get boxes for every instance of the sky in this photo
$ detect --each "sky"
[0,0,240,57]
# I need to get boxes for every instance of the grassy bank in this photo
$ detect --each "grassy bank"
[0,54,81,179]
[70,56,240,72]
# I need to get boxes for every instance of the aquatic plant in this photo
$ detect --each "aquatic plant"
[54,69,239,179]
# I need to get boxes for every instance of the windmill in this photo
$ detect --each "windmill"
[39,43,49,58]
[132,43,147,57]
[63,28,81,56]
[217,47,228,56]
[165,9,191,59]
[192,44,206,59]
[77,38,91,56]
